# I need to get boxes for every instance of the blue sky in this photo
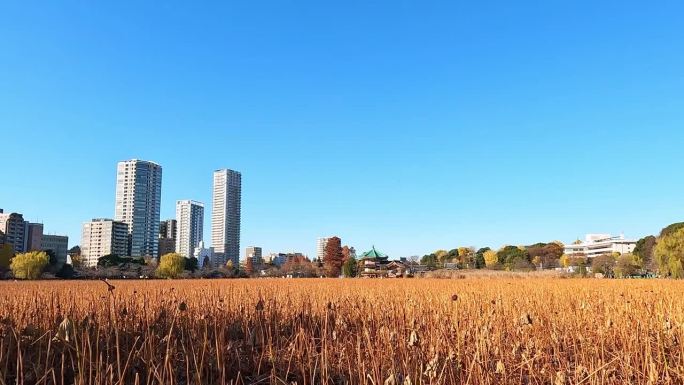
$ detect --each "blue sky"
[1,1,683,259]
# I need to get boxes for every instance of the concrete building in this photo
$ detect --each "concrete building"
[26,222,44,251]
[114,159,162,257]
[211,169,242,267]
[564,234,637,259]
[158,219,177,257]
[41,235,69,266]
[0,212,27,253]
[160,219,177,239]
[176,200,204,258]
[81,219,129,267]
[317,237,331,261]
[245,246,263,266]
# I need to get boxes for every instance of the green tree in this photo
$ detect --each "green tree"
[342,255,357,277]
[323,236,344,277]
[660,222,684,238]
[497,246,530,269]
[184,257,199,272]
[0,244,15,270]
[633,235,656,269]
[421,254,437,268]
[654,227,684,278]
[156,253,185,278]
[10,251,49,279]
[474,247,489,269]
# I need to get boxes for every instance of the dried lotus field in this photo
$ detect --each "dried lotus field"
[1,279,683,385]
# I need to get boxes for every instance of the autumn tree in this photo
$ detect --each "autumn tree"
[527,242,563,269]
[614,254,639,278]
[591,254,616,277]
[457,247,475,268]
[156,253,185,278]
[245,257,254,276]
[434,250,450,266]
[654,227,684,278]
[323,237,344,277]
[560,254,571,268]
[483,250,499,268]
[10,251,49,280]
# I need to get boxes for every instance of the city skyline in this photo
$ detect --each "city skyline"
[1,2,683,258]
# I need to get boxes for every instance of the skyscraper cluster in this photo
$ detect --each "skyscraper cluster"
[80,160,242,268]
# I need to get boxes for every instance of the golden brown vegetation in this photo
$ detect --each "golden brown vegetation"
[0,278,683,384]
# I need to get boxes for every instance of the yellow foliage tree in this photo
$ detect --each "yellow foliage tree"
[10,251,49,279]
[156,253,185,278]
[654,228,684,278]
[483,250,498,267]
[0,244,15,269]
[560,254,570,268]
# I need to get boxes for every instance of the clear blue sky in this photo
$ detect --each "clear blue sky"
[1,1,683,259]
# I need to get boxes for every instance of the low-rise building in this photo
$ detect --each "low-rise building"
[564,234,636,258]
[41,235,69,266]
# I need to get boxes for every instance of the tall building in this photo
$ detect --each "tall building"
[245,246,263,265]
[176,200,204,258]
[158,219,177,257]
[114,159,162,257]
[211,169,242,267]
[81,219,129,267]
[564,234,637,258]
[0,212,27,253]
[41,235,69,266]
[160,219,177,239]
[26,222,44,251]
[317,237,331,261]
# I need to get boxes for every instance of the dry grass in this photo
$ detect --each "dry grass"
[0,278,683,384]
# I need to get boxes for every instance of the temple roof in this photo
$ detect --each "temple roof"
[359,246,389,260]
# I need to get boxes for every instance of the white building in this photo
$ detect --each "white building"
[81,219,129,267]
[115,159,162,257]
[175,200,204,258]
[211,169,241,267]
[194,241,214,269]
[564,234,636,258]
[317,237,331,261]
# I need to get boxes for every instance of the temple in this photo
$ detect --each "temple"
[358,246,393,277]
